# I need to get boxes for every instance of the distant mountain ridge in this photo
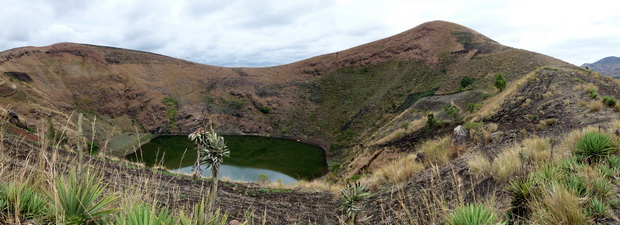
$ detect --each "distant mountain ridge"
[581,56,620,77]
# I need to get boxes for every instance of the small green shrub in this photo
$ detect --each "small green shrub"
[565,174,588,197]
[0,182,48,220]
[115,203,175,225]
[259,106,270,114]
[494,73,506,92]
[445,204,500,225]
[533,164,562,182]
[467,103,482,113]
[587,198,608,218]
[596,164,615,179]
[341,182,370,224]
[607,155,620,170]
[51,170,119,224]
[163,96,179,121]
[257,173,271,184]
[425,113,436,129]
[349,174,363,182]
[508,177,536,220]
[444,105,460,121]
[179,199,229,225]
[602,95,617,107]
[609,198,620,209]
[460,76,474,88]
[588,89,599,99]
[87,142,100,155]
[559,157,583,174]
[590,179,614,199]
[574,132,616,164]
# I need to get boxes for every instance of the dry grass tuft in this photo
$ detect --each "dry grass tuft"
[528,183,590,225]
[574,83,598,93]
[578,100,587,107]
[470,123,498,145]
[467,153,491,178]
[536,118,558,130]
[522,98,532,107]
[491,144,522,181]
[419,136,452,166]
[287,179,340,194]
[522,137,553,164]
[589,100,602,112]
[362,154,424,190]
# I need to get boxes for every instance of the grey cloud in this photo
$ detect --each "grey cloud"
[1,0,618,69]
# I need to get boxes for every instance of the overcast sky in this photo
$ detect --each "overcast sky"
[1,0,618,67]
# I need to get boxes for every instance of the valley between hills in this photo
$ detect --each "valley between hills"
[1,20,620,224]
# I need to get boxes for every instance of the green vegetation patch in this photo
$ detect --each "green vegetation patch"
[452,32,474,47]
[313,61,440,139]
[162,96,179,130]
[395,88,438,113]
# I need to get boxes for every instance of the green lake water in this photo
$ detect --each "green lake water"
[125,135,328,184]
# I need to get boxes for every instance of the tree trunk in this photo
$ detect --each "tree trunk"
[192,143,202,180]
[207,166,219,211]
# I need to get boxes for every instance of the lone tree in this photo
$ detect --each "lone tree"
[460,76,474,88]
[494,73,506,92]
[189,126,230,210]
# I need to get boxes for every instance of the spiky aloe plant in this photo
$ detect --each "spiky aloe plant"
[508,176,536,222]
[179,198,229,225]
[115,203,175,225]
[50,170,119,224]
[0,182,48,220]
[574,132,616,165]
[445,204,501,225]
[188,126,230,211]
[340,182,370,225]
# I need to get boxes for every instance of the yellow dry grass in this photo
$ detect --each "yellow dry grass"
[370,118,425,146]
[522,137,552,164]
[467,153,491,178]
[419,135,453,166]
[491,143,523,181]
[536,118,558,130]
[573,82,598,93]
[589,100,602,112]
[528,183,590,225]
[285,179,341,195]
[361,153,425,190]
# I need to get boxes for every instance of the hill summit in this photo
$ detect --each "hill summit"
[582,56,620,77]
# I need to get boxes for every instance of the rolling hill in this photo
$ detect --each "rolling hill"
[582,56,620,78]
[4,20,620,224]
[0,20,573,157]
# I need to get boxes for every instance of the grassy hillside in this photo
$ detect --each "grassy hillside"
[1,20,620,224]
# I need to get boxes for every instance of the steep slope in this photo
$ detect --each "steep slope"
[582,56,620,78]
[0,21,575,161]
